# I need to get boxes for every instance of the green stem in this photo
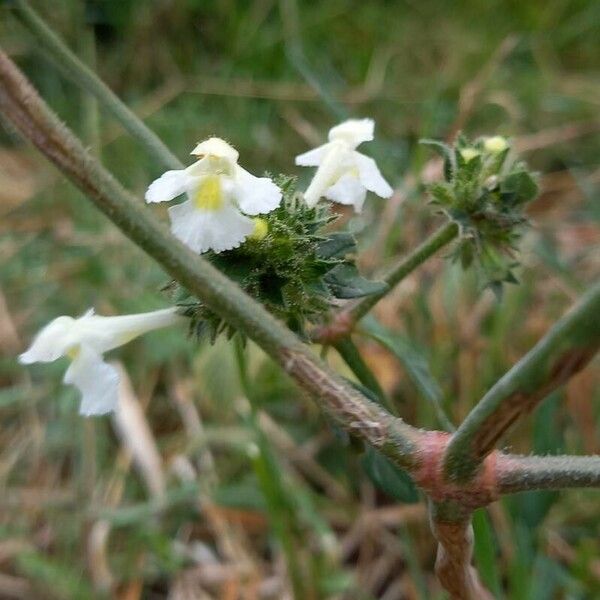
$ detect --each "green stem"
[250,440,309,599]
[79,16,100,157]
[11,0,182,170]
[444,280,600,483]
[497,454,600,494]
[235,338,309,599]
[333,337,389,409]
[352,221,458,322]
[316,221,458,342]
[0,48,420,471]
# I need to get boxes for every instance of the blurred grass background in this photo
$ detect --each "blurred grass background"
[0,0,599,598]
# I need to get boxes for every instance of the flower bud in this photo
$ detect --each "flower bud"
[460,148,480,163]
[249,217,269,241]
[484,136,508,154]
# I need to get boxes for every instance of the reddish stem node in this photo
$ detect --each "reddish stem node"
[413,431,499,508]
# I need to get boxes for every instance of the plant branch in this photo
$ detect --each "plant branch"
[497,454,600,494]
[444,280,600,482]
[314,221,458,343]
[10,0,182,170]
[429,502,493,600]
[0,47,421,470]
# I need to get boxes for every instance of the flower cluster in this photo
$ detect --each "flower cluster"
[167,176,389,342]
[21,119,392,414]
[145,119,392,254]
[422,134,538,294]
[20,120,537,415]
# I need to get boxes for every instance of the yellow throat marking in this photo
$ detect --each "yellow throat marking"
[66,346,80,360]
[194,175,224,211]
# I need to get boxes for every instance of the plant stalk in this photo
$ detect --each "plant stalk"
[315,221,458,343]
[497,453,600,494]
[429,502,494,600]
[444,280,600,483]
[11,0,182,170]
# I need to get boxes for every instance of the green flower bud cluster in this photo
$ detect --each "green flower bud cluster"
[166,176,386,342]
[422,134,539,296]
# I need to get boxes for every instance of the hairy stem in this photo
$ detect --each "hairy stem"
[429,502,493,600]
[11,0,182,170]
[0,48,420,470]
[497,454,600,494]
[314,221,458,343]
[444,280,600,483]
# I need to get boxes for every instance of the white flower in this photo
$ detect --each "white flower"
[19,308,182,416]
[295,118,393,212]
[145,137,282,253]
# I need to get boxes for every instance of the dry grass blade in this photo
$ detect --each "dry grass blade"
[111,363,166,499]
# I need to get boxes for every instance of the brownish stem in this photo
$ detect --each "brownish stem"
[444,281,600,483]
[429,508,494,600]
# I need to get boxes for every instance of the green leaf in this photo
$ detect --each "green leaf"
[429,181,455,206]
[473,509,502,597]
[361,447,418,503]
[316,232,356,259]
[501,170,538,204]
[363,318,454,431]
[323,264,388,299]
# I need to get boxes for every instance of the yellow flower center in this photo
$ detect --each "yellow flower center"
[66,346,80,360]
[249,218,269,241]
[193,175,224,211]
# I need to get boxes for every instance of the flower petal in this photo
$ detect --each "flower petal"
[325,174,367,212]
[295,143,332,167]
[328,119,374,147]
[145,170,188,204]
[168,199,254,253]
[76,308,183,354]
[63,345,119,416]
[234,167,282,215]
[302,145,351,207]
[354,152,393,198]
[191,137,239,163]
[19,316,77,364]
